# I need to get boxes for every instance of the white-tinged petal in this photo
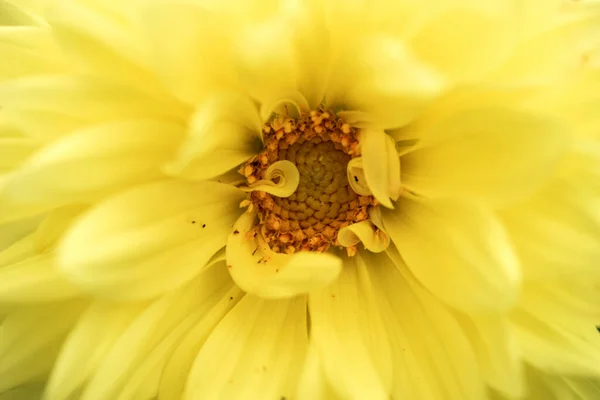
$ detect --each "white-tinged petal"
[185,295,308,400]
[158,284,244,400]
[401,107,568,206]
[512,280,600,376]
[367,250,487,400]
[79,264,234,400]
[360,129,401,208]
[226,211,342,298]
[337,221,389,253]
[239,160,300,198]
[382,196,521,313]
[455,313,525,398]
[0,119,186,222]
[58,180,245,300]
[0,300,87,392]
[167,92,262,181]
[308,255,392,400]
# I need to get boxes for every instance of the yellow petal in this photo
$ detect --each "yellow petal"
[239,160,300,198]
[44,302,148,400]
[455,313,525,398]
[512,280,600,377]
[226,211,342,298]
[337,221,389,253]
[366,251,487,400]
[296,343,340,400]
[360,129,401,208]
[0,137,38,173]
[139,0,238,104]
[158,283,243,400]
[43,0,161,91]
[383,196,521,313]
[401,107,567,206]
[501,179,600,280]
[167,92,262,181]
[0,119,185,222]
[308,255,392,400]
[0,0,39,26]
[185,295,308,400]
[77,265,234,400]
[326,33,444,129]
[58,180,245,300]
[0,383,45,400]
[0,300,87,392]
[0,75,187,140]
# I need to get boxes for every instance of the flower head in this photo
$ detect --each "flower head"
[1,0,600,399]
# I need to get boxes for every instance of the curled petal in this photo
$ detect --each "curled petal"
[226,212,342,298]
[338,221,389,253]
[239,160,299,198]
[347,157,371,196]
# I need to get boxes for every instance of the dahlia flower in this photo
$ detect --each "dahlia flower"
[1,0,599,399]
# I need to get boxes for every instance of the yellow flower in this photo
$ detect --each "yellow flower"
[1,0,600,399]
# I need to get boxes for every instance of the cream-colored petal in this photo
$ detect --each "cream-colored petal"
[139,0,238,104]
[0,119,186,222]
[360,129,401,208]
[77,265,234,400]
[308,255,392,400]
[158,283,243,400]
[512,280,600,377]
[337,221,389,253]
[44,302,148,400]
[383,196,521,313]
[0,75,187,140]
[401,107,567,206]
[366,250,487,400]
[239,160,300,198]
[455,313,525,398]
[0,300,87,392]
[325,33,444,129]
[167,92,262,181]
[226,211,342,298]
[58,180,245,300]
[185,295,308,400]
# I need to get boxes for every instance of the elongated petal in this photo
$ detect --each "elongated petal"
[383,196,521,313]
[158,284,244,400]
[0,137,39,173]
[0,300,87,392]
[501,178,600,280]
[0,119,186,222]
[139,0,238,104]
[308,255,392,400]
[76,265,234,400]
[58,180,245,300]
[366,251,487,400]
[326,33,444,128]
[401,107,567,206]
[185,295,308,400]
[0,75,187,140]
[360,129,401,208]
[45,302,149,400]
[512,280,600,377]
[455,313,525,398]
[226,211,342,298]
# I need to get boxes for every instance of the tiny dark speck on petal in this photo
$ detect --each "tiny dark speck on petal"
[354,176,359,182]
[202,224,206,228]
[596,325,600,333]
[229,296,233,300]
[233,229,240,235]
[191,220,196,224]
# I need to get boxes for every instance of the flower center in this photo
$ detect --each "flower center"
[241,110,378,255]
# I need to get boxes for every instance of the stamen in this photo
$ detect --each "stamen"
[240,110,381,255]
